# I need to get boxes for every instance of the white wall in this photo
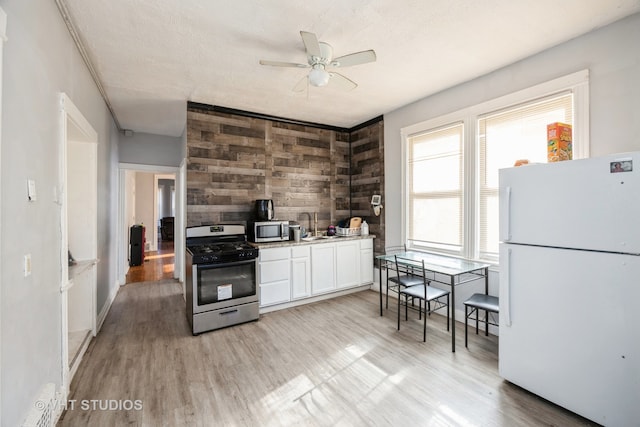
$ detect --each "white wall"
[0,1,118,425]
[134,172,156,251]
[123,169,136,278]
[383,12,640,317]
[384,12,640,253]
[119,131,183,167]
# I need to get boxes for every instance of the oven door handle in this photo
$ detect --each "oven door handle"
[199,258,257,269]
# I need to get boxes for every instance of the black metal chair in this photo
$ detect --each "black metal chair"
[396,256,450,342]
[463,293,499,348]
[384,245,413,308]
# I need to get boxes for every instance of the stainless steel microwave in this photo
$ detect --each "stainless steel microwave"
[248,220,290,243]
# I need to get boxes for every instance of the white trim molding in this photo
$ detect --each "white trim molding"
[0,7,7,424]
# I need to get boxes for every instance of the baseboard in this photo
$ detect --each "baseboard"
[96,280,119,333]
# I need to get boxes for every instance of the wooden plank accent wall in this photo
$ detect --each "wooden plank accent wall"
[186,105,351,234]
[350,120,385,256]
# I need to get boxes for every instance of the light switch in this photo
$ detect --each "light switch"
[24,254,32,277]
[27,179,37,201]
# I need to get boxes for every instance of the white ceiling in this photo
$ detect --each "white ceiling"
[62,0,640,137]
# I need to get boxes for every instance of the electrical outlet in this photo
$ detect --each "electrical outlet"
[24,254,32,277]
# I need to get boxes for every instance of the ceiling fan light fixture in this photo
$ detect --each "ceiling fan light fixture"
[309,66,330,87]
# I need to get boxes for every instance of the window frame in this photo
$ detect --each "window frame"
[401,70,590,263]
[407,122,465,256]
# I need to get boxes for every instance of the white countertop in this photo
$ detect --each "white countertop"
[249,234,375,249]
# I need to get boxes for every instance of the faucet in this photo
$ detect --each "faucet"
[314,212,319,237]
[300,212,312,237]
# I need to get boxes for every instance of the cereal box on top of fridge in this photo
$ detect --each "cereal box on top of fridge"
[547,122,572,162]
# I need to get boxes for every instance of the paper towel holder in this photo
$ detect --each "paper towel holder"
[371,194,383,217]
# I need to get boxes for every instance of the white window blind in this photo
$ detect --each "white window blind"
[402,70,588,263]
[478,93,573,258]
[407,123,464,254]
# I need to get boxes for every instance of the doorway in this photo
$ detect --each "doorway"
[126,171,175,284]
[59,93,98,395]
[118,164,184,286]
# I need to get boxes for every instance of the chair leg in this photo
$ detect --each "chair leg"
[475,308,479,335]
[397,291,401,331]
[464,304,469,348]
[423,303,427,342]
[446,294,450,332]
[405,294,409,321]
[484,309,489,336]
[386,279,390,310]
[385,272,389,309]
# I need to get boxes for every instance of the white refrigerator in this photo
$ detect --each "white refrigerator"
[499,152,640,427]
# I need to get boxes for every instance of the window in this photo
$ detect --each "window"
[403,71,589,262]
[478,92,574,259]
[407,123,464,254]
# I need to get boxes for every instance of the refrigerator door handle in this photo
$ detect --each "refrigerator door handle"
[504,248,512,326]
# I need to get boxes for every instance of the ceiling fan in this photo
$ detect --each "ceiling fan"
[259,31,376,92]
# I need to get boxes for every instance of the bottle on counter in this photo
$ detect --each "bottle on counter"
[361,220,369,236]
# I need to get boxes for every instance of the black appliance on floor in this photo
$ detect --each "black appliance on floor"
[129,224,145,266]
[185,225,259,335]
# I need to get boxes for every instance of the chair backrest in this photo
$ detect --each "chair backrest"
[384,244,407,255]
[394,255,428,287]
[382,244,407,270]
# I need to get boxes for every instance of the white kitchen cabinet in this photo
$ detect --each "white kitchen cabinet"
[258,237,374,311]
[259,247,291,307]
[336,240,360,289]
[360,238,374,284]
[311,243,336,295]
[291,245,311,300]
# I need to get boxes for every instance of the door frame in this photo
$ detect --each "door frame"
[0,7,7,421]
[118,163,184,285]
[154,173,175,250]
[58,93,98,399]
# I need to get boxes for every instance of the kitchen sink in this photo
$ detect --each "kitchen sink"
[301,235,339,241]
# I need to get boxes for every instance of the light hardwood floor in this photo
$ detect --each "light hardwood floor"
[125,239,175,284]
[58,280,595,426]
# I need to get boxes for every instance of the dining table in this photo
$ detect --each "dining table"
[376,251,490,352]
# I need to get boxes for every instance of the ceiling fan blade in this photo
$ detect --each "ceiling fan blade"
[259,60,309,68]
[293,75,308,92]
[331,50,376,67]
[300,31,322,59]
[329,72,357,91]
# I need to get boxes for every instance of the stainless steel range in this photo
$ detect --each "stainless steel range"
[185,225,259,335]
